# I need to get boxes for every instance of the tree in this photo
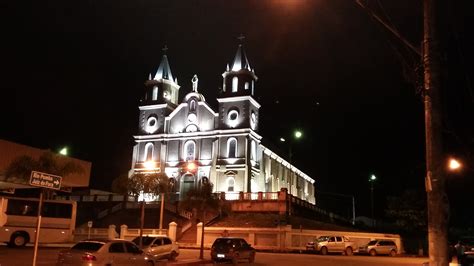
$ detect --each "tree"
[180,180,220,259]
[127,171,169,248]
[111,173,129,196]
[385,189,427,233]
[4,151,84,198]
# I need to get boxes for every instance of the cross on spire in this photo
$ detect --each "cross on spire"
[237,34,245,43]
[162,45,168,54]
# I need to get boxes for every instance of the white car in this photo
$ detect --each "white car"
[132,235,179,261]
[306,236,357,255]
[56,239,155,266]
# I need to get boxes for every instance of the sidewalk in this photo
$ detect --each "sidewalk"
[167,259,212,266]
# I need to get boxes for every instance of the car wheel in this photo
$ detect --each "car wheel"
[9,232,28,247]
[369,249,377,256]
[345,247,353,256]
[249,252,255,263]
[168,251,178,261]
[389,249,397,257]
[320,247,328,255]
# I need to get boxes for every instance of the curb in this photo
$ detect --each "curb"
[167,259,213,265]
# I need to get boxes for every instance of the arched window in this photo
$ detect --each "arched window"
[244,82,249,90]
[190,100,196,112]
[227,177,235,192]
[184,141,196,161]
[251,140,256,161]
[227,138,237,158]
[232,77,238,92]
[144,143,154,161]
[152,86,158,100]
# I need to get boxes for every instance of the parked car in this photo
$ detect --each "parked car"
[306,235,357,255]
[132,235,179,261]
[358,239,398,256]
[56,239,155,266]
[210,237,256,264]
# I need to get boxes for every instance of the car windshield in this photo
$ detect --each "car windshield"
[367,240,378,245]
[317,236,330,242]
[72,242,104,251]
[132,237,155,246]
[213,238,237,247]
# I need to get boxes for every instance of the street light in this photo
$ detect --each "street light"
[448,158,462,171]
[279,129,303,164]
[369,174,377,228]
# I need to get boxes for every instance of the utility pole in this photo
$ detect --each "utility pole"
[423,1,448,265]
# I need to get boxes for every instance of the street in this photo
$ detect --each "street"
[0,246,428,266]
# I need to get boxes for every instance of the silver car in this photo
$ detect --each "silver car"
[359,239,398,256]
[132,235,179,261]
[56,239,155,266]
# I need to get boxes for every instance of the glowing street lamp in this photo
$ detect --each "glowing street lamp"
[448,158,462,171]
[279,130,303,164]
[59,147,68,156]
[294,130,302,139]
[369,174,377,227]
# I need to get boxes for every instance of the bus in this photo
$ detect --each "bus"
[0,196,77,247]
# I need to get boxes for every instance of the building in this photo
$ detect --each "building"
[0,139,91,192]
[129,43,315,204]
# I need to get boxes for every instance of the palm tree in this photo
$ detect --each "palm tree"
[180,180,220,259]
[127,171,169,248]
[4,151,84,198]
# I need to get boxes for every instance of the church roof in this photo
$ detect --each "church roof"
[230,44,251,72]
[154,54,174,82]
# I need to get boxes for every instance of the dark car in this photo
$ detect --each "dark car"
[210,237,256,264]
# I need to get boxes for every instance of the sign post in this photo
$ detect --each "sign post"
[29,171,62,266]
[87,221,93,239]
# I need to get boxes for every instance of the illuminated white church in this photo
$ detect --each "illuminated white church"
[129,44,315,204]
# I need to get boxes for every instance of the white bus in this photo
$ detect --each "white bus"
[0,196,77,247]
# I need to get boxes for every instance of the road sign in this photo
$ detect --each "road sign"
[29,171,62,190]
[87,221,93,228]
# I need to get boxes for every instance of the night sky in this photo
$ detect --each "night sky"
[2,1,473,225]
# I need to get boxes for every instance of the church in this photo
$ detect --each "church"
[129,43,316,204]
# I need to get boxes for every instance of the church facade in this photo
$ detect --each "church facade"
[129,44,316,204]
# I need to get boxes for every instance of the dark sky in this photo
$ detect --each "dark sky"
[2,1,473,224]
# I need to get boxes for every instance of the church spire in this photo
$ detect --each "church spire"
[143,46,180,106]
[220,36,257,97]
[154,46,174,82]
[230,35,251,71]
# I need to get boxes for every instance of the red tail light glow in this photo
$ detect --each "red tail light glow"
[82,253,96,261]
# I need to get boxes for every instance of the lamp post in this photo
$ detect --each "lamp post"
[280,129,303,164]
[144,161,165,235]
[369,174,376,228]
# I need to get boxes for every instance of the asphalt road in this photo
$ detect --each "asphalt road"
[0,246,429,266]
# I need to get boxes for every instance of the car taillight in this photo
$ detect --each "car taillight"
[82,253,96,261]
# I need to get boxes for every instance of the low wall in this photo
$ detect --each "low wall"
[197,225,403,254]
